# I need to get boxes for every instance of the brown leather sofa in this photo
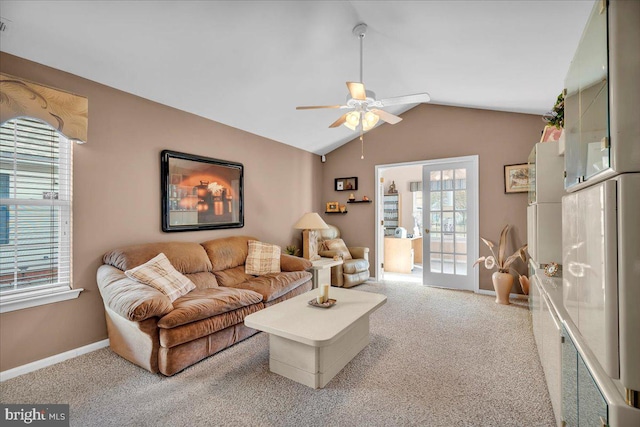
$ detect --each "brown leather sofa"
[317,224,370,288]
[96,236,312,376]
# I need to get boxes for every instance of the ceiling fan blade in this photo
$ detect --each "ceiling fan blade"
[378,93,431,107]
[329,112,350,128]
[347,82,367,100]
[370,109,403,125]
[296,105,344,110]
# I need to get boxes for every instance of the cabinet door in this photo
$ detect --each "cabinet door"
[562,329,578,427]
[577,355,608,426]
[542,293,563,426]
[531,276,543,361]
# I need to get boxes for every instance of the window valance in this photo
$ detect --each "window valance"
[0,72,88,143]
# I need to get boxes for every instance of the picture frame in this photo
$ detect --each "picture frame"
[334,177,358,191]
[326,201,340,212]
[161,150,244,232]
[540,125,563,143]
[504,163,531,194]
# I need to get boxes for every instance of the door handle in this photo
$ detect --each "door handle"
[424,228,430,234]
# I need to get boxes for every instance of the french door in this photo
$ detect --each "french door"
[422,156,478,291]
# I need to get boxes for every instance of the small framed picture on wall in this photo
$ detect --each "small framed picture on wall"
[504,163,531,193]
[334,177,358,191]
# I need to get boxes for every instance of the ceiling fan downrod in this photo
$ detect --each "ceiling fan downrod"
[353,23,367,84]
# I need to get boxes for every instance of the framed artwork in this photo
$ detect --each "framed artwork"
[325,201,340,212]
[504,163,531,194]
[334,177,358,191]
[540,125,563,143]
[161,150,244,232]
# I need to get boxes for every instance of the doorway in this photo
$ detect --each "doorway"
[375,156,479,292]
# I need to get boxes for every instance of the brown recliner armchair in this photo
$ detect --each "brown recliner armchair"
[317,224,370,288]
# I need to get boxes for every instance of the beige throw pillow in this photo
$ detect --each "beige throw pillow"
[125,253,196,302]
[245,241,281,275]
[322,238,352,260]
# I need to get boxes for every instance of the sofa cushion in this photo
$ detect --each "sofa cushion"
[213,265,254,287]
[103,241,212,274]
[158,304,264,348]
[245,241,281,275]
[322,238,353,260]
[97,265,174,322]
[343,258,370,274]
[157,287,263,329]
[200,236,256,272]
[124,253,196,302]
[184,272,219,289]
[224,270,312,302]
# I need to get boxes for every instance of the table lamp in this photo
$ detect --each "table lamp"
[293,212,329,261]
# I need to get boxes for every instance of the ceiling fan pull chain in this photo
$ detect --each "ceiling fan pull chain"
[360,129,365,159]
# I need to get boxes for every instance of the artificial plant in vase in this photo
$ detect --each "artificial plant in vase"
[473,224,527,305]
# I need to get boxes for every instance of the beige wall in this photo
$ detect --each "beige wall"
[0,53,323,372]
[321,103,540,291]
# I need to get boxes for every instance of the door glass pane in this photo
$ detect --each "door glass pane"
[430,253,442,273]
[430,232,442,253]
[430,213,441,232]
[442,211,454,233]
[442,169,454,190]
[443,253,455,274]
[455,211,467,232]
[456,255,467,275]
[442,232,453,254]
[430,192,441,210]
[430,171,441,190]
[455,190,466,210]
[455,233,467,254]
[454,168,467,189]
[442,191,453,211]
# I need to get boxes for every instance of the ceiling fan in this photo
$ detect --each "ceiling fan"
[296,23,431,157]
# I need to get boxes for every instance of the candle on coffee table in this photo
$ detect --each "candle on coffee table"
[321,284,330,302]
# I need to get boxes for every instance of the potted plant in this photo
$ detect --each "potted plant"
[284,245,300,256]
[473,225,527,305]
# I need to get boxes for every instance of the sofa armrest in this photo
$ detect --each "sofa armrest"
[280,254,312,272]
[97,265,174,322]
[348,247,369,260]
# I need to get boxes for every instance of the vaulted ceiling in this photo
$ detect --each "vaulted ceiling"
[0,1,593,154]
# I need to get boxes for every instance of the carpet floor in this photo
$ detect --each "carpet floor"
[0,281,555,427]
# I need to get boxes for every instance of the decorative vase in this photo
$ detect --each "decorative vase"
[519,275,530,295]
[492,272,513,305]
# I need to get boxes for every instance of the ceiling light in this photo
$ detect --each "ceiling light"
[343,110,380,131]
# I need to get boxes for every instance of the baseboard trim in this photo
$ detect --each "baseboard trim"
[476,289,529,300]
[0,339,110,382]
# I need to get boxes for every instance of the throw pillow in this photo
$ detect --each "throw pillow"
[322,238,352,260]
[245,241,281,275]
[125,253,196,302]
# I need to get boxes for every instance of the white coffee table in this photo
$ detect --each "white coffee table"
[244,287,386,388]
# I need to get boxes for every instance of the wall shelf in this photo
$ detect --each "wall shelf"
[347,200,371,204]
[325,211,347,214]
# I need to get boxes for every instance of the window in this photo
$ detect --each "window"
[0,117,80,313]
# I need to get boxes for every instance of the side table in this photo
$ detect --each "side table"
[310,257,343,289]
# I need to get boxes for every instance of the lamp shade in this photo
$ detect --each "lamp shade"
[293,212,329,230]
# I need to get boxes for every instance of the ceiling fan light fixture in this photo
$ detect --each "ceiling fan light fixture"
[343,110,379,131]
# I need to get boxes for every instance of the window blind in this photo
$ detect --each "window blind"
[0,118,72,294]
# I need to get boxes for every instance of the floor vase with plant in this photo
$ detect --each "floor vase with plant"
[474,225,527,305]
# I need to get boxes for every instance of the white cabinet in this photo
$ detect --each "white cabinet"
[562,179,619,379]
[527,141,564,268]
[564,0,640,191]
[531,274,563,426]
